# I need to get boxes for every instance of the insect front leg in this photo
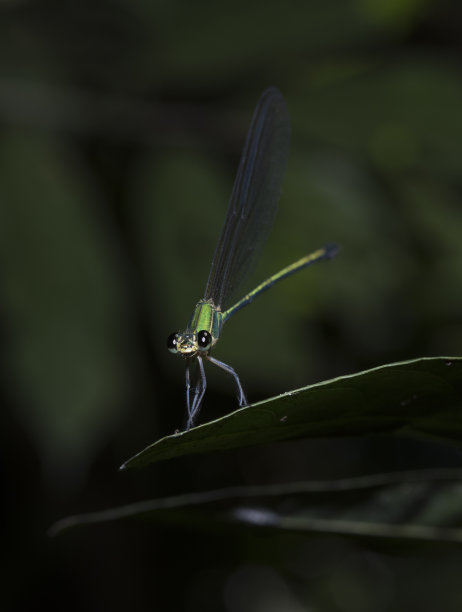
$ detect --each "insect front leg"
[185,356,207,429]
[207,355,248,407]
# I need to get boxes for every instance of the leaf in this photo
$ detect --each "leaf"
[121,357,462,469]
[0,131,130,487]
[50,468,462,544]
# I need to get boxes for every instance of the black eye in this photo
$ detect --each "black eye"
[167,333,178,354]
[197,330,212,351]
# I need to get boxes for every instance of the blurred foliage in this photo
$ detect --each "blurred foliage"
[1,0,462,611]
[51,469,462,545]
[0,130,132,486]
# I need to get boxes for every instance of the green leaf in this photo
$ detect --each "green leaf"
[0,131,130,487]
[50,468,462,543]
[121,356,462,469]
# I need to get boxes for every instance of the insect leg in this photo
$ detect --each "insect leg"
[207,355,248,407]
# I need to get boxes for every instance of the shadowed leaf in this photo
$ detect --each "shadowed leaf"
[122,356,462,469]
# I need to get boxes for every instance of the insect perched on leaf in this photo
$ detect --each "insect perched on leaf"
[167,87,338,429]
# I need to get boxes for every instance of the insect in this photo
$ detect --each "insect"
[167,87,338,429]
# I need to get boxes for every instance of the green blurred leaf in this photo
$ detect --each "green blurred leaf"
[149,0,399,84]
[51,468,462,544]
[122,357,462,469]
[292,63,462,178]
[354,0,430,30]
[130,150,227,338]
[0,130,130,486]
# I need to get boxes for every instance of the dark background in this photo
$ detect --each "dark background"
[2,1,462,610]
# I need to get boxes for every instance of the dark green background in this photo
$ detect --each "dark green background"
[1,1,462,610]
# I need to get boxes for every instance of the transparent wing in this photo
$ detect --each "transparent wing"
[203,87,291,308]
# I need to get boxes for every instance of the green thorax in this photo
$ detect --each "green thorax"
[187,299,223,341]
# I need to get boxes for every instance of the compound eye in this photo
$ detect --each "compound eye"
[197,330,212,351]
[167,333,178,354]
